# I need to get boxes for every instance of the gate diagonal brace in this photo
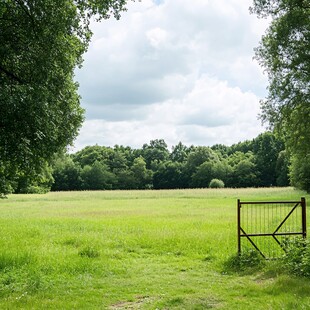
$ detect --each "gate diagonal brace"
[240,227,266,259]
[273,202,300,235]
[271,202,300,253]
[271,235,286,253]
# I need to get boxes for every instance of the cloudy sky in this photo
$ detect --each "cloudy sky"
[73,0,270,151]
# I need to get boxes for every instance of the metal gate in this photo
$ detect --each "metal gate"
[237,198,307,259]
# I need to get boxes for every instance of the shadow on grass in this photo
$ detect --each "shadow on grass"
[222,249,265,275]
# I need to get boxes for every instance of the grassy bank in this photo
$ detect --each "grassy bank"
[0,188,309,309]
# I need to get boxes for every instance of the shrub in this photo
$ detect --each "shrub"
[282,238,310,277]
[223,249,265,273]
[209,179,225,188]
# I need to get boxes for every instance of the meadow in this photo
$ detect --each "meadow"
[0,187,309,309]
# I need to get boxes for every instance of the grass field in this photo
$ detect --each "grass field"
[0,187,309,309]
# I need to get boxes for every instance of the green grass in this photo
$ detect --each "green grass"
[0,187,309,309]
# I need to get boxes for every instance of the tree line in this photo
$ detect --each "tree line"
[7,131,290,193]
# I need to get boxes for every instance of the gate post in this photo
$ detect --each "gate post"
[237,199,241,254]
[301,197,307,239]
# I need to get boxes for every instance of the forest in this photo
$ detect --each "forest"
[7,131,290,193]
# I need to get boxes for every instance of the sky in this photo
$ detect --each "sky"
[73,0,270,152]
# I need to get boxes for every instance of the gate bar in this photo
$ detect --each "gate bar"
[239,200,302,205]
[240,232,305,237]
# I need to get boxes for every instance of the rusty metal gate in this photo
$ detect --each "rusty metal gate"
[237,198,307,259]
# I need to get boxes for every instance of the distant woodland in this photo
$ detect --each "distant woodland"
[7,131,290,193]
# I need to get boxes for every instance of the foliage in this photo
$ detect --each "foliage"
[251,0,310,191]
[211,160,233,186]
[170,142,193,163]
[191,160,233,188]
[0,132,289,193]
[50,134,289,192]
[282,238,310,277]
[224,249,265,273]
[131,156,153,189]
[51,155,83,191]
[190,161,214,188]
[14,163,54,194]
[290,154,310,193]
[209,179,225,188]
[153,161,185,189]
[141,139,170,169]
[73,145,114,167]
[231,153,260,188]
[185,146,219,176]
[0,162,15,197]
[0,0,129,197]
[81,161,116,190]
[275,150,290,186]
[252,132,285,186]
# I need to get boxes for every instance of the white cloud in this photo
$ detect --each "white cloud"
[146,27,169,48]
[74,75,262,150]
[73,0,269,151]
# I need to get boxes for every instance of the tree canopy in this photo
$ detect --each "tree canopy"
[0,0,129,196]
[46,134,289,192]
[251,0,310,191]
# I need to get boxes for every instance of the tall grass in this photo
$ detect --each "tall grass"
[0,187,309,309]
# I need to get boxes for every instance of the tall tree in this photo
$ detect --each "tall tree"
[81,161,116,190]
[252,132,285,186]
[153,161,185,189]
[131,156,153,189]
[73,145,114,167]
[184,147,219,179]
[170,142,193,163]
[52,155,83,191]
[251,0,310,190]
[275,150,290,186]
[0,0,128,196]
[141,139,170,169]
